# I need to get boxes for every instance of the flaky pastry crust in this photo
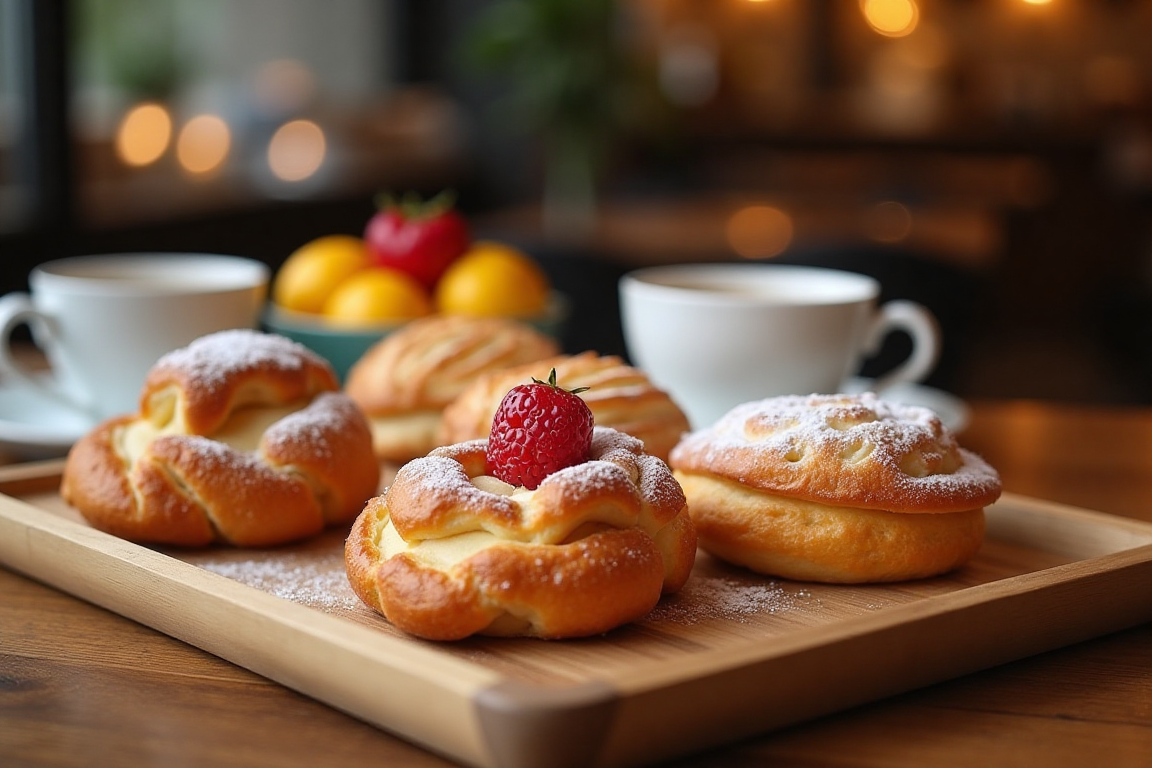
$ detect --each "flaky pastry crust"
[669,393,1002,583]
[344,315,559,462]
[438,351,691,462]
[345,427,697,640]
[61,330,381,547]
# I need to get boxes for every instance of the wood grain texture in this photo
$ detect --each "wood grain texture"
[2,401,1151,767]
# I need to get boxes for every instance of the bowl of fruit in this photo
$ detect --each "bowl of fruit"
[264,192,568,380]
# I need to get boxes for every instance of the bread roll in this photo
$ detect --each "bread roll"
[669,392,1002,583]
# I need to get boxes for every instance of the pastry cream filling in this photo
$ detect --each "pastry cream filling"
[117,403,299,466]
[380,514,539,636]
[382,523,499,569]
[383,475,542,567]
[471,474,517,497]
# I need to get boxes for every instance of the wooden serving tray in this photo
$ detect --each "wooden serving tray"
[1,459,1150,768]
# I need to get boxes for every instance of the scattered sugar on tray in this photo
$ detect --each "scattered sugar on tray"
[198,551,359,613]
[648,574,818,625]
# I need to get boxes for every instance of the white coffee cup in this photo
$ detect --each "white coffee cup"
[0,253,270,421]
[619,263,942,429]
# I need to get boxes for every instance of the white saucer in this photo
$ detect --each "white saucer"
[0,384,97,458]
[843,377,971,433]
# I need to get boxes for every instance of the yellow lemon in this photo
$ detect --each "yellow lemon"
[273,235,370,314]
[322,267,433,326]
[435,241,551,317]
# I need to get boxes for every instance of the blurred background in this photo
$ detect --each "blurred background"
[2,0,1150,404]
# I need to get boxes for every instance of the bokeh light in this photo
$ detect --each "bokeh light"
[176,114,231,176]
[726,205,794,259]
[253,59,318,116]
[659,26,720,108]
[861,0,919,38]
[115,102,172,167]
[267,119,326,182]
[865,201,913,243]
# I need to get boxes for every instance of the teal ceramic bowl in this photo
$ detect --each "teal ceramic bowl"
[262,292,570,382]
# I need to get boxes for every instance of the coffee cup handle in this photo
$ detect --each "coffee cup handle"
[0,292,94,416]
[862,300,942,391]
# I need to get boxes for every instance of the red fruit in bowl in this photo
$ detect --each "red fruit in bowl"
[363,190,470,290]
[486,369,594,490]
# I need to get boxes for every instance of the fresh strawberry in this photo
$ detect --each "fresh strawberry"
[486,369,594,490]
[363,190,470,290]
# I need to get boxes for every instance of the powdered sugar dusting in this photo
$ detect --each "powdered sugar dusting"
[670,392,1002,507]
[152,329,329,392]
[636,454,686,511]
[168,433,269,478]
[590,426,644,456]
[542,458,632,497]
[262,392,356,458]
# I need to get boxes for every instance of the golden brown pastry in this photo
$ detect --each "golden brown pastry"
[668,392,1002,583]
[345,427,697,640]
[343,315,559,462]
[438,351,691,462]
[61,329,380,547]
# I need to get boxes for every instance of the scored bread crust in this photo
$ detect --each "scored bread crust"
[438,351,691,462]
[668,393,1002,583]
[669,393,1001,514]
[343,315,559,462]
[344,427,697,640]
[61,330,381,547]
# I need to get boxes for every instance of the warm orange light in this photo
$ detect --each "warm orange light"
[861,0,919,38]
[1020,0,1052,5]
[115,102,172,167]
[725,205,794,259]
[267,119,326,182]
[176,114,231,176]
[865,201,913,243]
[899,23,948,70]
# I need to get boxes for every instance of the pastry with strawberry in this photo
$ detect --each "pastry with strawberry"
[438,351,691,463]
[344,369,697,640]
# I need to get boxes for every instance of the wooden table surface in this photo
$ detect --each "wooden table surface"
[2,399,1150,767]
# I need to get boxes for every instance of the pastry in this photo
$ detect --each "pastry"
[438,351,691,462]
[345,428,697,640]
[61,329,380,547]
[343,315,559,462]
[668,392,1002,583]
